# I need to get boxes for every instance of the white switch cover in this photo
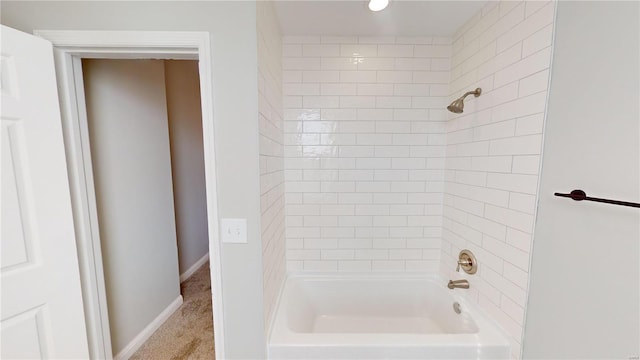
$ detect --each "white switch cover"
[221,218,247,244]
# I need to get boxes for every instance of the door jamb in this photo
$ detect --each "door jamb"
[33,30,225,360]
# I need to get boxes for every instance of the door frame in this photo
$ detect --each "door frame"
[33,30,225,360]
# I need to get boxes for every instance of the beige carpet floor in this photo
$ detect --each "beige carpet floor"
[131,262,215,360]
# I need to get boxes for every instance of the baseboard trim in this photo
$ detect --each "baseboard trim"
[180,253,209,283]
[113,295,183,360]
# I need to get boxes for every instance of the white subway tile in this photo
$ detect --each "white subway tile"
[302,96,340,108]
[518,69,549,97]
[413,71,450,84]
[304,260,337,271]
[357,228,389,240]
[356,158,393,169]
[340,96,376,108]
[303,193,338,204]
[485,204,534,233]
[358,108,394,121]
[509,192,537,214]
[389,249,422,260]
[355,249,389,260]
[304,216,338,227]
[412,96,449,109]
[356,182,391,193]
[396,37,433,45]
[283,96,303,108]
[338,216,373,227]
[339,238,373,249]
[303,44,340,57]
[321,227,355,238]
[506,227,532,252]
[471,156,513,173]
[320,109,358,121]
[503,261,529,290]
[374,170,409,181]
[284,83,320,95]
[283,70,302,83]
[357,84,394,96]
[321,181,356,193]
[340,71,377,83]
[321,36,358,44]
[377,71,413,84]
[355,204,390,216]
[512,155,540,175]
[358,36,395,44]
[376,96,412,109]
[522,24,553,58]
[414,45,452,58]
[284,57,321,70]
[515,113,544,136]
[338,193,373,204]
[321,57,358,70]
[483,235,530,271]
[320,83,357,96]
[496,2,554,53]
[376,122,412,134]
[486,173,539,194]
[283,44,302,57]
[372,261,405,271]
[287,249,320,260]
[378,45,414,57]
[489,134,542,155]
[468,214,507,240]
[358,58,396,70]
[321,249,354,260]
[394,109,429,121]
[395,58,431,71]
[394,84,429,97]
[494,48,552,88]
[340,44,378,57]
[338,261,372,272]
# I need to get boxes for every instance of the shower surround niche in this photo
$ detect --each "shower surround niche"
[283,36,452,273]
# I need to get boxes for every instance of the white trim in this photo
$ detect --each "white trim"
[180,253,210,283]
[113,295,184,360]
[34,30,225,360]
[266,275,287,342]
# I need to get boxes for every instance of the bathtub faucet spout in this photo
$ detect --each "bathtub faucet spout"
[448,279,469,289]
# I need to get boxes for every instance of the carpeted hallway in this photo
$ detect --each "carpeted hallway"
[131,262,215,360]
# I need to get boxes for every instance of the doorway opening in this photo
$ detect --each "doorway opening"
[33,31,225,360]
[80,58,214,359]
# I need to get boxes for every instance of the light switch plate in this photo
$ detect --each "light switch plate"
[220,218,247,244]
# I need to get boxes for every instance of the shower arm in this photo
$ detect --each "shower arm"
[460,89,481,100]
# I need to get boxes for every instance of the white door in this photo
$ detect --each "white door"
[1,25,89,358]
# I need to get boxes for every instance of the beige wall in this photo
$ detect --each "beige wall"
[164,60,210,278]
[82,59,181,355]
[1,2,266,358]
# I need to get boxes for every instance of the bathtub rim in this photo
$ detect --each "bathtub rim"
[268,272,511,350]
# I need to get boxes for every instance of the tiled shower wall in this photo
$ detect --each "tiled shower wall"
[283,36,452,272]
[257,2,286,329]
[440,0,555,357]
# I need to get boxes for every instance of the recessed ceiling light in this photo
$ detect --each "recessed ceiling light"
[368,0,389,12]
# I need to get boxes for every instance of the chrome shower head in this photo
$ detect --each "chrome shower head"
[447,88,482,114]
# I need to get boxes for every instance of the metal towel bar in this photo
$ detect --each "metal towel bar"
[554,189,640,209]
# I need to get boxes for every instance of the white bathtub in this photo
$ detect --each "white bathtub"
[269,274,509,359]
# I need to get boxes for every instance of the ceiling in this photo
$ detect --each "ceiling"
[273,1,488,36]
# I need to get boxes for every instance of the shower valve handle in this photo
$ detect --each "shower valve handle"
[456,259,470,272]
